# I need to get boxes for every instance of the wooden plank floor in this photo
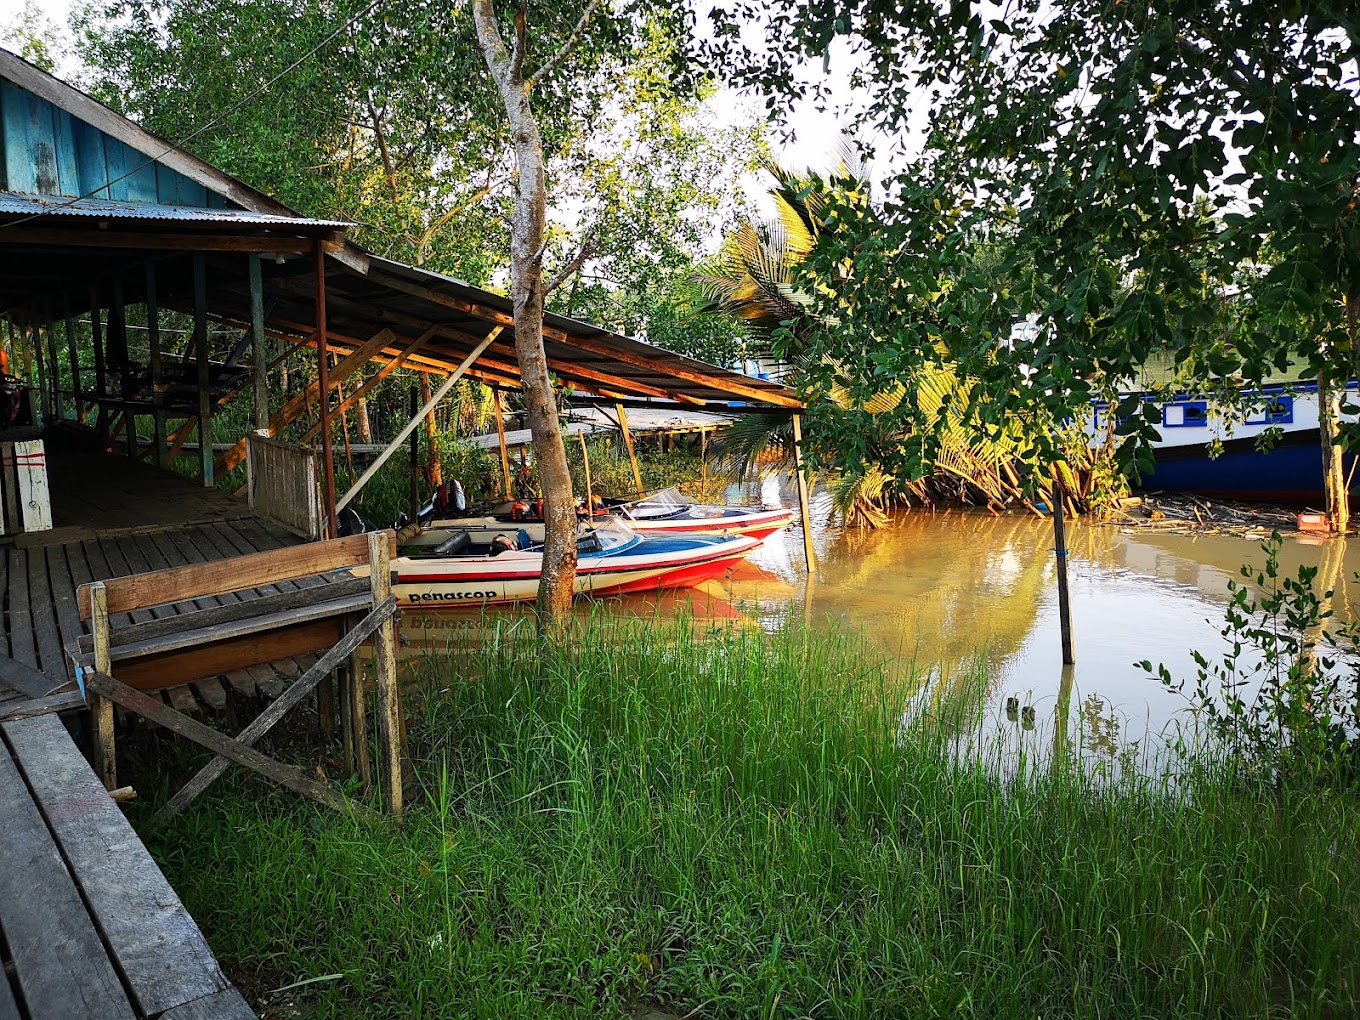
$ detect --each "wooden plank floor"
[0,714,255,1019]
[0,431,333,720]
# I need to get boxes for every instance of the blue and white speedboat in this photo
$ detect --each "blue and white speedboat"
[1086,382,1360,503]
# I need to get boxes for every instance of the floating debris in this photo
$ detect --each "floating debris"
[1099,492,1317,538]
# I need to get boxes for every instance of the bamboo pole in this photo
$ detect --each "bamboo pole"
[421,372,441,489]
[144,265,167,469]
[578,430,593,505]
[791,414,816,573]
[408,385,420,523]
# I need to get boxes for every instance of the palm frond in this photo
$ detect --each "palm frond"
[710,413,793,481]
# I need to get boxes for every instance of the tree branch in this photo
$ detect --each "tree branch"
[544,230,600,294]
[472,0,513,86]
[365,95,400,201]
[510,4,527,84]
[527,0,605,88]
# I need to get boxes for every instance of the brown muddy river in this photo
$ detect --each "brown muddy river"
[402,478,1360,764]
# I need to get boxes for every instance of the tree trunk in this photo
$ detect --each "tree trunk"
[473,0,578,628]
[420,372,442,489]
[355,394,373,444]
[1319,372,1348,533]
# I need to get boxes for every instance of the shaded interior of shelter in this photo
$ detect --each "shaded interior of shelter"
[0,428,325,713]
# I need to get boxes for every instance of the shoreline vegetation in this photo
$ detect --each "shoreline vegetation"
[135,615,1360,1019]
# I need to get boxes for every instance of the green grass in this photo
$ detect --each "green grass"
[142,617,1360,1019]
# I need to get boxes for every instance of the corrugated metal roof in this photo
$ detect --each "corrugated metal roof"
[0,192,349,228]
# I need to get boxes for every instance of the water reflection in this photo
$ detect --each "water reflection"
[397,480,1360,764]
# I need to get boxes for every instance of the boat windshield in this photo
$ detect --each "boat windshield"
[577,518,641,555]
[642,487,687,506]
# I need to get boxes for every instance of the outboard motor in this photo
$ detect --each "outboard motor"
[418,479,467,523]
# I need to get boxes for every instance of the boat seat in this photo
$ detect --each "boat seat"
[431,530,472,556]
[516,529,534,550]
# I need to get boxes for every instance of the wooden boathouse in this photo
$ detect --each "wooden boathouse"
[0,45,803,1016]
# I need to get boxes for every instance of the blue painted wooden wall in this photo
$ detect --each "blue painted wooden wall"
[0,80,228,208]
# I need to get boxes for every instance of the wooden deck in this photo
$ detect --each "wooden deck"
[1,713,254,1018]
[0,428,328,721]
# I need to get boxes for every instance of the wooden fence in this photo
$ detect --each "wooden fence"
[246,432,320,539]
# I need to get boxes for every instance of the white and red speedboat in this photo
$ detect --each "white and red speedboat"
[424,487,794,544]
[395,518,760,607]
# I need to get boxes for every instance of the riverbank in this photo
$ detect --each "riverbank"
[135,616,1360,1019]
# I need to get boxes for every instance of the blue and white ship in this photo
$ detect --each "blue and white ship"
[1086,383,1360,504]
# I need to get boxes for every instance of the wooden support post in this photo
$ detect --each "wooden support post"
[145,263,167,469]
[577,429,592,504]
[338,659,354,766]
[316,241,338,539]
[32,324,48,423]
[90,293,108,441]
[249,254,269,431]
[44,307,61,422]
[408,385,420,522]
[369,531,403,817]
[1052,468,1076,665]
[317,666,336,741]
[615,403,644,499]
[347,634,370,789]
[494,389,513,497]
[791,414,816,574]
[192,255,213,487]
[89,581,117,790]
[111,277,137,462]
[63,298,80,420]
[336,328,500,513]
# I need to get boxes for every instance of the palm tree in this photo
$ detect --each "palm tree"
[699,152,1064,526]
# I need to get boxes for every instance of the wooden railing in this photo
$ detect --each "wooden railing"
[70,531,404,819]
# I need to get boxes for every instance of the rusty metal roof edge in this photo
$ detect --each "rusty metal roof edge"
[346,248,801,405]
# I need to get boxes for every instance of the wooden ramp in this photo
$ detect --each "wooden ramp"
[0,714,255,1019]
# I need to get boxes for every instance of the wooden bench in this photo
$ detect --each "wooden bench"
[0,713,255,1019]
[69,531,405,820]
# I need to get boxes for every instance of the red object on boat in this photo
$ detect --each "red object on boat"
[1297,512,1330,533]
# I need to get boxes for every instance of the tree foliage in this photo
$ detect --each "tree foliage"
[703,0,1360,490]
[74,0,755,294]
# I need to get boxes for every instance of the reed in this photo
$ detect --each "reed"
[144,616,1360,1018]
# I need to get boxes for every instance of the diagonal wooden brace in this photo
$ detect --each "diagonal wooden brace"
[84,670,381,823]
[151,596,399,825]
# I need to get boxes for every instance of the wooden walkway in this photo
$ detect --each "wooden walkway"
[1,516,328,720]
[0,427,334,720]
[1,713,254,1018]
